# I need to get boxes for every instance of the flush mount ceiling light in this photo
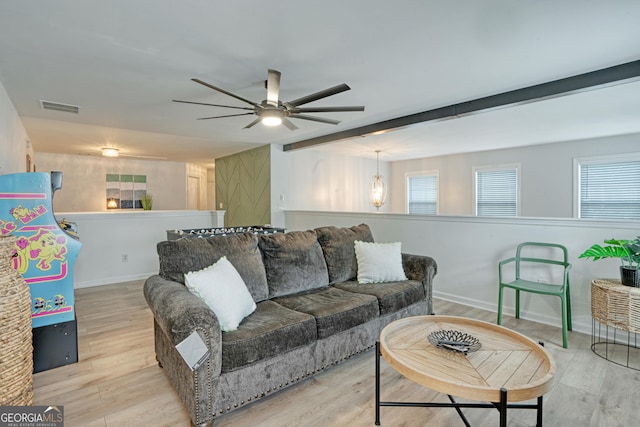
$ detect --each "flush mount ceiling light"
[102,148,119,158]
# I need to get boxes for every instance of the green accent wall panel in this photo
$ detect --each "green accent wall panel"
[215,145,271,227]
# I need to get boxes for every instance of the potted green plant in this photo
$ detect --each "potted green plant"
[140,193,153,210]
[579,237,640,287]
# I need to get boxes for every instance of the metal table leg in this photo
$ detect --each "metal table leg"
[375,341,546,426]
[375,341,381,426]
[537,395,543,427]
[498,388,508,427]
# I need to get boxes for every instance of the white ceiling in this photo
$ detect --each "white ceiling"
[1,1,639,167]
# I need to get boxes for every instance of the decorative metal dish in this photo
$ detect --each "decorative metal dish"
[427,329,482,354]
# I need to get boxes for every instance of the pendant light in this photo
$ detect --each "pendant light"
[370,150,386,210]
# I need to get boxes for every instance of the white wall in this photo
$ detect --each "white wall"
[0,80,32,174]
[273,147,391,214]
[270,144,287,228]
[390,133,640,217]
[285,210,638,341]
[36,152,194,212]
[273,133,639,218]
[56,210,224,288]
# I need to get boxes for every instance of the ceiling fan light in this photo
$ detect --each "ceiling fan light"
[262,116,282,126]
[261,108,284,127]
[102,148,119,158]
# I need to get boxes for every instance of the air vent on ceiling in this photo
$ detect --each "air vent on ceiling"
[40,100,80,114]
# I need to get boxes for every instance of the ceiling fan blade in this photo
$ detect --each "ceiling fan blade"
[285,83,351,107]
[192,78,258,107]
[289,106,365,113]
[244,117,262,129]
[266,69,281,107]
[173,99,254,111]
[290,114,341,125]
[281,118,298,130]
[197,112,254,120]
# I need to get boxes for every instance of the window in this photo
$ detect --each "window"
[406,171,438,214]
[576,155,640,219]
[473,164,519,217]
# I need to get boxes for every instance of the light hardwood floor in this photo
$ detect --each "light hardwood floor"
[33,280,640,427]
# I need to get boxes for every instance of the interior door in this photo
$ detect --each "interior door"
[187,176,200,210]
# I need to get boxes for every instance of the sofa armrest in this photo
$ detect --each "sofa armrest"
[143,274,222,376]
[402,253,438,314]
[144,275,223,425]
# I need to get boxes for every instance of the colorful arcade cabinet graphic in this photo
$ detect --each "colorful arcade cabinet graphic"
[0,172,81,329]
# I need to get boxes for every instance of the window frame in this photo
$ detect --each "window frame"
[405,170,439,215]
[472,163,521,217]
[573,152,640,219]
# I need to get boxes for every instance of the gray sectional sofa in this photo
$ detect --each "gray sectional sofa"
[143,224,437,426]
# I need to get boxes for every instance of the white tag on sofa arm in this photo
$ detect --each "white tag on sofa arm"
[175,331,210,370]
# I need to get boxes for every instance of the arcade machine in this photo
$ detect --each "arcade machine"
[0,172,82,372]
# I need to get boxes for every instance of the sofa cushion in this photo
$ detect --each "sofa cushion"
[184,256,256,332]
[315,224,374,284]
[333,279,425,315]
[221,300,316,372]
[157,233,269,302]
[354,241,407,284]
[274,287,379,339]
[259,230,329,298]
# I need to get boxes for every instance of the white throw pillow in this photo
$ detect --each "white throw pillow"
[184,256,256,332]
[354,241,407,284]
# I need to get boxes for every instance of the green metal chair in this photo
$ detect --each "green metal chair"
[497,242,572,348]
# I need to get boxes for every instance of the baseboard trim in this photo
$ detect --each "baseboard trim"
[433,290,590,335]
[74,272,154,289]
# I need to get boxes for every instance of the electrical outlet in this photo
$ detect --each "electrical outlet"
[121,254,129,263]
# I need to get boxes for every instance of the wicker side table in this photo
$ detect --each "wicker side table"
[0,236,34,405]
[591,279,640,370]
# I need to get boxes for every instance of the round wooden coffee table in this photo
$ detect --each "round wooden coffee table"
[375,315,556,426]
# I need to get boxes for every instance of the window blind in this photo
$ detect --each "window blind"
[476,168,517,216]
[407,175,437,214]
[580,160,640,219]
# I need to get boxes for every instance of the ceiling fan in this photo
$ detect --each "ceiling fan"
[173,69,365,130]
